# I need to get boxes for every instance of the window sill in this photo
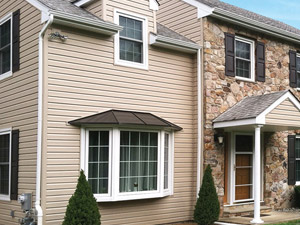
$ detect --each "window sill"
[95,191,171,202]
[296,88,300,92]
[0,195,10,201]
[295,182,300,186]
[114,59,148,71]
[236,76,255,83]
[0,71,12,81]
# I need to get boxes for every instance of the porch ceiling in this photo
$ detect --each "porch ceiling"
[213,90,300,132]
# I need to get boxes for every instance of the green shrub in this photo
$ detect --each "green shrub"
[194,165,220,225]
[295,186,300,208]
[63,170,101,225]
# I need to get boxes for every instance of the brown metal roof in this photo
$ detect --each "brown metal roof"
[69,110,182,131]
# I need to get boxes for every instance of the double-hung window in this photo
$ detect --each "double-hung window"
[83,129,173,202]
[114,10,148,70]
[235,36,255,82]
[296,54,300,88]
[0,130,11,200]
[0,14,12,79]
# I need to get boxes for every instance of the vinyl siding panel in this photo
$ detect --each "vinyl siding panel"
[0,1,41,224]
[157,0,203,44]
[85,0,103,19]
[265,99,300,126]
[44,23,197,224]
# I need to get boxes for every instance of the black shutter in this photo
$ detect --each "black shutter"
[256,42,265,82]
[11,130,19,200]
[225,33,235,77]
[289,50,297,88]
[288,135,296,185]
[12,10,20,73]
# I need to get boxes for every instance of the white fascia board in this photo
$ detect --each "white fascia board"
[50,10,122,35]
[26,0,50,23]
[149,0,159,11]
[74,0,95,7]
[211,8,300,45]
[181,0,214,18]
[150,33,201,53]
[258,91,300,121]
[213,118,262,129]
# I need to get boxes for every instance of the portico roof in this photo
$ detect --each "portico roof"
[213,90,300,131]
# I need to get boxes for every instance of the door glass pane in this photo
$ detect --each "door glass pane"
[235,186,252,201]
[235,135,253,152]
[88,131,109,194]
[119,131,158,193]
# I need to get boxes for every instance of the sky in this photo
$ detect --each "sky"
[221,0,300,29]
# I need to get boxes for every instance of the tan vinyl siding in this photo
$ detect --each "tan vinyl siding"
[43,22,197,224]
[266,99,300,126]
[85,0,103,19]
[0,1,41,224]
[157,0,203,44]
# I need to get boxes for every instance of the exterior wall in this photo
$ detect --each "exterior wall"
[85,0,103,19]
[202,17,300,209]
[42,23,197,225]
[266,99,300,126]
[0,1,41,224]
[157,0,203,44]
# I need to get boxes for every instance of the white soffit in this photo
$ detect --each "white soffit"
[149,0,159,11]
[181,0,214,18]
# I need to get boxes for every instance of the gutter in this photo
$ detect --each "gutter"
[211,8,300,45]
[36,14,54,225]
[150,33,201,53]
[50,10,122,35]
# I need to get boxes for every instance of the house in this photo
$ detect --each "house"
[1,0,300,225]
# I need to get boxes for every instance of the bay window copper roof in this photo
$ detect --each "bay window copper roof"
[69,110,183,131]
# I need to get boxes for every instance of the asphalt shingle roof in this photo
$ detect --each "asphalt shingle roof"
[197,0,300,36]
[37,0,103,21]
[213,91,289,123]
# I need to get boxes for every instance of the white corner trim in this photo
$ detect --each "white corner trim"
[25,0,50,23]
[213,118,260,129]
[181,0,214,18]
[149,0,159,11]
[74,0,95,7]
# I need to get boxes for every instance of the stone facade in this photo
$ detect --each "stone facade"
[203,17,300,210]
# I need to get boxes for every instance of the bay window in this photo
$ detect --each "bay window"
[82,128,173,202]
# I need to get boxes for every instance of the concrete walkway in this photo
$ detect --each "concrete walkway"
[218,211,300,225]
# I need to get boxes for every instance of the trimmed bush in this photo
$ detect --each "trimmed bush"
[63,170,101,225]
[194,165,220,225]
[295,186,300,208]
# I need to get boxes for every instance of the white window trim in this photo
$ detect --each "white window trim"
[80,127,174,202]
[0,128,12,201]
[114,9,149,70]
[235,36,255,83]
[0,13,13,81]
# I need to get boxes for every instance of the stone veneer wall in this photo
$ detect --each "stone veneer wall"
[203,17,300,209]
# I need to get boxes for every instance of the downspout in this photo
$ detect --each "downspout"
[196,48,203,196]
[36,14,53,225]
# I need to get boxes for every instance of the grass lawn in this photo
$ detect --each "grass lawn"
[270,220,300,225]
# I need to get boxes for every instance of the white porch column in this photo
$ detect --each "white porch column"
[251,125,264,224]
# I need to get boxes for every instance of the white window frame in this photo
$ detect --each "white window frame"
[296,135,300,186]
[114,9,148,70]
[80,127,174,202]
[0,128,12,201]
[235,36,255,83]
[0,13,13,81]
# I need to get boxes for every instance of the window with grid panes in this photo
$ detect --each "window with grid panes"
[0,132,10,196]
[296,138,300,182]
[0,17,11,76]
[235,37,254,80]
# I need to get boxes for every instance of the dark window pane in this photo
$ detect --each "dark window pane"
[150,133,158,146]
[99,179,108,194]
[297,73,300,88]
[140,147,148,161]
[1,47,10,74]
[140,132,149,146]
[130,162,139,176]
[236,135,253,152]
[0,134,9,163]
[88,163,98,178]
[149,147,158,161]
[120,131,129,145]
[296,139,300,159]
[130,132,139,146]
[100,131,109,145]
[130,147,139,161]
[297,57,300,72]
[120,147,130,161]
[0,164,9,195]
[236,40,250,59]
[89,179,98,193]
[296,160,300,182]
[89,147,98,162]
[99,163,108,178]
[100,147,109,162]
[89,131,99,146]
[236,59,250,78]
[0,20,11,48]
